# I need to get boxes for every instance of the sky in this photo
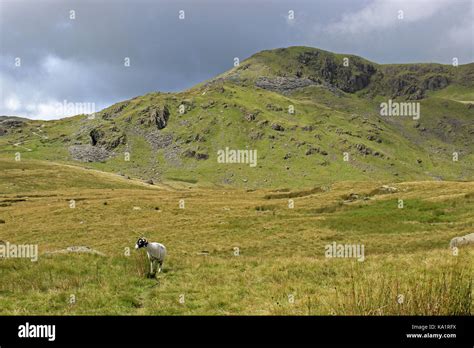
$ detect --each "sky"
[0,0,473,120]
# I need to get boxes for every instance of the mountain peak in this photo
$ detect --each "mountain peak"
[1,46,473,187]
[218,46,471,100]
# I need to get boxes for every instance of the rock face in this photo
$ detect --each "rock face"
[423,75,449,91]
[89,128,104,146]
[252,50,378,96]
[88,127,126,150]
[101,101,129,120]
[0,118,24,135]
[0,119,24,128]
[384,75,423,99]
[150,106,170,129]
[68,145,113,162]
[137,105,170,129]
[256,77,317,94]
[371,71,451,99]
[297,50,376,93]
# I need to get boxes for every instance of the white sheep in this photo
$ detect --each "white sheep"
[135,237,166,276]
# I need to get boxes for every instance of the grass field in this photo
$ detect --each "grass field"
[0,159,472,315]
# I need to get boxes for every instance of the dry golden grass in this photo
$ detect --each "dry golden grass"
[0,159,472,315]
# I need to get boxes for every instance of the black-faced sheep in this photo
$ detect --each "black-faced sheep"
[135,237,166,276]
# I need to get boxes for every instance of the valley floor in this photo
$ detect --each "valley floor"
[0,159,472,315]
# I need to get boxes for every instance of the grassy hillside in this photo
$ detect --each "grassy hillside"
[0,159,472,314]
[0,46,473,188]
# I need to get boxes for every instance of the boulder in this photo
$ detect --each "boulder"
[449,233,474,249]
[271,123,285,131]
[182,149,209,160]
[369,185,398,195]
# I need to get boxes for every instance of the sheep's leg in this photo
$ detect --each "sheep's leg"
[149,261,155,276]
[158,261,163,273]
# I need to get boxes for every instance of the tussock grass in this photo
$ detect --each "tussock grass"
[333,257,471,315]
[0,160,472,315]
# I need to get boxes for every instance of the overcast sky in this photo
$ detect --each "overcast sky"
[0,0,473,120]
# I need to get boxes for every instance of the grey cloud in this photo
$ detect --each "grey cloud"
[0,0,472,119]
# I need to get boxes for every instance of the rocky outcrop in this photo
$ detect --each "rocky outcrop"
[69,145,113,162]
[150,106,170,129]
[386,75,424,99]
[422,75,449,91]
[89,128,104,146]
[0,119,25,128]
[371,71,451,100]
[266,103,283,112]
[355,143,371,155]
[271,123,285,131]
[256,76,316,94]
[106,133,127,150]
[0,118,25,136]
[255,51,377,95]
[89,128,126,150]
[138,105,170,129]
[297,50,376,93]
[101,101,129,120]
[244,112,256,121]
[369,185,398,195]
[305,146,328,156]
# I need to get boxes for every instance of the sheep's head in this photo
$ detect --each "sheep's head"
[135,237,148,249]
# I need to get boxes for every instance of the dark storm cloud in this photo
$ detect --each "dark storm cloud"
[0,0,472,119]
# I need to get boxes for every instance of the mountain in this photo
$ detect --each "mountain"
[1,46,473,188]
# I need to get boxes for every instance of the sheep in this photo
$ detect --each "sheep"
[135,237,166,277]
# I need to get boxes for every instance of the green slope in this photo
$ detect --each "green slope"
[1,46,473,188]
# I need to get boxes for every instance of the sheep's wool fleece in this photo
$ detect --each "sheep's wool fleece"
[147,242,166,261]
